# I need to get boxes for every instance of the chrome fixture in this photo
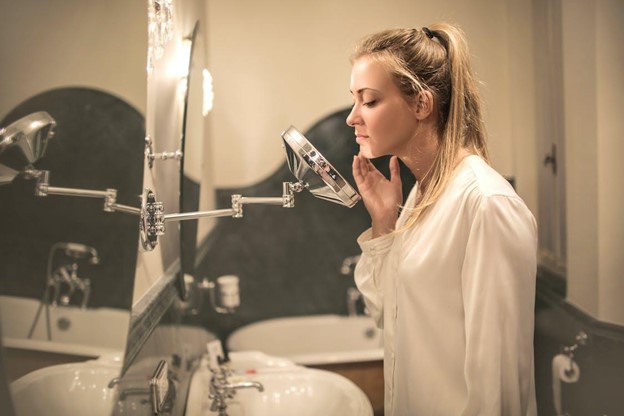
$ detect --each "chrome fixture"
[139,125,360,251]
[111,360,175,415]
[208,357,264,416]
[561,330,589,376]
[30,169,141,214]
[139,181,302,251]
[0,111,56,185]
[145,135,183,169]
[27,242,99,341]
[346,287,368,317]
[340,254,361,275]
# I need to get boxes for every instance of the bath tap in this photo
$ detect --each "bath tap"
[340,254,361,275]
[49,262,91,308]
[347,287,368,317]
[27,242,99,340]
[208,361,264,416]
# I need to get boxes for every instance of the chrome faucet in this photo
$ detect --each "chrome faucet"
[347,287,368,317]
[28,242,98,340]
[49,262,91,308]
[340,254,361,275]
[208,360,264,416]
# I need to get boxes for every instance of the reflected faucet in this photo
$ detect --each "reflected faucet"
[346,287,369,317]
[340,254,361,275]
[27,242,99,341]
[50,262,92,308]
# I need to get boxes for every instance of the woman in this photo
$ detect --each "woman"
[348,24,537,415]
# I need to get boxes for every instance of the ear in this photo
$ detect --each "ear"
[413,90,434,120]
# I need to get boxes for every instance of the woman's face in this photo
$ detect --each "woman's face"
[346,55,420,159]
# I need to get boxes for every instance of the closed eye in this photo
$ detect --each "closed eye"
[363,100,377,107]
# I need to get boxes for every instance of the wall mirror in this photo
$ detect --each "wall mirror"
[179,21,206,297]
[0,0,147,396]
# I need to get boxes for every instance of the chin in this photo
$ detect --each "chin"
[358,145,376,159]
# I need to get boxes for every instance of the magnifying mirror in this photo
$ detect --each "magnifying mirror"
[281,125,360,208]
[0,111,56,185]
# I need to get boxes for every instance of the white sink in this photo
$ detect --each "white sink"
[10,357,122,416]
[185,353,373,416]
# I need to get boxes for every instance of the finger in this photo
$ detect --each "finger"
[389,156,402,185]
[352,155,364,184]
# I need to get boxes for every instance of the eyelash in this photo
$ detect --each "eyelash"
[351,100,378,108]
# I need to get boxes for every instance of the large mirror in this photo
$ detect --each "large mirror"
[179,21,206,297]
[0,0,146,394]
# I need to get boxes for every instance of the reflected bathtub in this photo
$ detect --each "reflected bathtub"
[0,295,129,357]
[227,314,383,365]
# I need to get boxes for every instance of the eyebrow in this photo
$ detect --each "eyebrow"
[349,87,381,95]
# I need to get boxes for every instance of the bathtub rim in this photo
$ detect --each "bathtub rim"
[227,314,384,366]
[0,294,128,358]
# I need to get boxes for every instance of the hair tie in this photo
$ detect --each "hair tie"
[422,27,434,39]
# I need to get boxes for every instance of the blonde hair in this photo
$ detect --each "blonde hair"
[351,24,489,229]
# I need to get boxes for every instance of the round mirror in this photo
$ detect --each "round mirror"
[178,21,206,299]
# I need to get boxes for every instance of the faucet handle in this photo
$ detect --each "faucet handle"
[340,254,362,275]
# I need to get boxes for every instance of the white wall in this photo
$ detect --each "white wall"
[0,0,146,118]
[563,0,624,324]
[205,0,530,205]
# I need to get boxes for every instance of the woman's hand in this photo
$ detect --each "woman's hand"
[352,154,402,237]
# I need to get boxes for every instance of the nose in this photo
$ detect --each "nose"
[346,105,360,127]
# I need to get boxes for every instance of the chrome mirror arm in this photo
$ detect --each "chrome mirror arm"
[145,135,182,169]
[25,169,142,215]
[141,181,306,251]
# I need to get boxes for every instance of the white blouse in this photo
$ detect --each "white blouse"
[355,155,538,416]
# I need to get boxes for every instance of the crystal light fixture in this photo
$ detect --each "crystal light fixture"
[147,0,175,74]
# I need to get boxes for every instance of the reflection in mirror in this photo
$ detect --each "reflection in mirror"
[0,112,56,185]
[179,21,205,300]
[0,88,144,381]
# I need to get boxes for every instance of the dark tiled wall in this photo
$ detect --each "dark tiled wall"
[0,87,144,310]
[534,275,624,415]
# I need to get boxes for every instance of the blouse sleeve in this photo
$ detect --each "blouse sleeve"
[354,228,396,328]
[460,194,537,416]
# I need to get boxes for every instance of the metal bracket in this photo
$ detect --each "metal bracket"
[140,188,165,251]
[145,135,182,169]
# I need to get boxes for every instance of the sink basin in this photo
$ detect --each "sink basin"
[185,353,373,416]
[10,357,121,416]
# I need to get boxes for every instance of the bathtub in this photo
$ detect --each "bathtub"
[226,314,383,366]
[0,295,129,357]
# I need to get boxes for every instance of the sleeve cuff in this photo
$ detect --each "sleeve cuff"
[357,228,395,255]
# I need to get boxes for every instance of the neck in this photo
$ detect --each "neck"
[399,129,473,193]
[398,123,439,192]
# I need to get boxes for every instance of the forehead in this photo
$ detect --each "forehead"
[350,55,395,94]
